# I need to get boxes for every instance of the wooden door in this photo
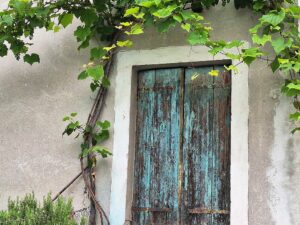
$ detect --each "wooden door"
[132,66,231,225]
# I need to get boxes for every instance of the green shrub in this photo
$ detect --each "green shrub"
[0,193,86,225]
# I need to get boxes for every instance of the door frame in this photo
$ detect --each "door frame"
[109,45,249,225]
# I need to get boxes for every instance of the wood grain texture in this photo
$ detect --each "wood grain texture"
[182,67,214,225]
[132,66,231,225]
[211,66,231,225]
[133,68,181,225]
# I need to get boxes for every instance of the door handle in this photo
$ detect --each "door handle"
[188,208,229,215]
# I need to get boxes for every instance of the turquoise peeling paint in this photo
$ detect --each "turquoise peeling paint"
[133,66,231,225]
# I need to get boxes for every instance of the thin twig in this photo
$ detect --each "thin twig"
[80,157,108,224]
[52,166,88,201]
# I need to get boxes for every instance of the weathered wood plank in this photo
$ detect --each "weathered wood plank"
[133,68,181,225]
[211,66,231,225]
[134,69,156,225]
[182,67,214,225]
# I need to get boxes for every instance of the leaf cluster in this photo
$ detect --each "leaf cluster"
[0,193,86,225]
[62,112,112,161]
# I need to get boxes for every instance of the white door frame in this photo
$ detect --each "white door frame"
[109,45,249,225]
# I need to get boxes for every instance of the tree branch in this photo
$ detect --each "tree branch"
[83,30,122,225]
[52,166,88,202]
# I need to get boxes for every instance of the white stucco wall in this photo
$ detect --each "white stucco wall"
[0,19,116,216]
[0,2,300,225]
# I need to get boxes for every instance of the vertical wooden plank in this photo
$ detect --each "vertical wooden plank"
[182,67,214,225]
[133,69,156,225]
[133,68,181,225]
[178,68,184,225]
[211,66,231,225]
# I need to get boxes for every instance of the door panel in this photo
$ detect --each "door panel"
[211,66,231,225]
[133,66,231,225]
[132,68,182,225]
[182,67,214,225]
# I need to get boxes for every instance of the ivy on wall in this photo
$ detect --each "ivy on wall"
[0,0,299,224]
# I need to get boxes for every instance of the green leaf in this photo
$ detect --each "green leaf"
[78,38,90,50]
[103,44,116,52]
[281,83,300,97]
[154,0,161,6]
[90,47,105,60]
[271,37,291,54]
[187,30,208,45]
[137,0,156,8]
[120,22,132,27]
[70,112,77,117]
[80,148,91,158]
[0,44,8,57]
[180,11,203,21]
[117,40,133,47]
[260,10,285,26]
[191,73,199,80]
[278,58,289,64]
[241,47,263,65]
[278,58,292,71]
[102,77,110,88]
[224,65,238,73]
[156,17,176,33]
[152,4,177,18]
[249,23,262,34]
[173,14,182,23]
[287,6,300,18]
[287,83,300,91]
[23,53,40,65]
[90,81,99,92]
[63,116,70,121]
[60,13,73,28]
[125,24,144,35]
[53,26,60,33]
[293,62,300,73]
[76,8,98,26]
[90,146,112,158]
[9,0,30,15]
[124,7,140,17]
[181,23,191,32]
[291,127,300,134]
[96,120,110,130]
[47,21,55,31]
[270,57,280,72]
[253,1,265,11]
[209,70,219,76]
[289,112,300,120]
[1,15,13,26]
[252,34,271,45]
[93,130,110,143]
[225,40,243,49]
[86,65,104,81]
[74,26,91,42]
[78,71,88,80]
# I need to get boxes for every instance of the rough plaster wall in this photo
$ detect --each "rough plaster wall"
[0,1,300,225]
[0,19,114,215]
[267,92,300,225]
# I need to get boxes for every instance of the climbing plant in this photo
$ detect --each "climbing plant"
[0,0,300,224]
